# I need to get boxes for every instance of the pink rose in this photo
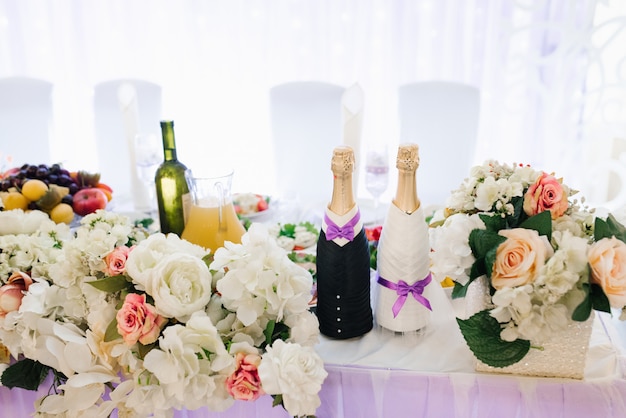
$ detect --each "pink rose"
[226,352,265,401]
[589,237,626,309]
[116,293,167,346]
[104,245,134,276]
[491,228,554,290]
[523,172,569,219]
[0,271,33,317]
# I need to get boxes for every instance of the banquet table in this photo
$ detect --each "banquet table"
[2,274,625,418]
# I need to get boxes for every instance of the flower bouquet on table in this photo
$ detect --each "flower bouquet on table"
[0,209,327,417]
[430,160,626,379]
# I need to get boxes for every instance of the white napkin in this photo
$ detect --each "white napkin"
[341,83,364,192]
[117,83,151,212]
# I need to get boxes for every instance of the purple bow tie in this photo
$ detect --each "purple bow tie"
[324,210,361,241]
[377,273,432,318]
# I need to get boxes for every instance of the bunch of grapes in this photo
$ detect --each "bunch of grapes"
[0,163,79,207]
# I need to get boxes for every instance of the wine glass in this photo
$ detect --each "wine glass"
[365,145,389,223]
[134,133,161,215]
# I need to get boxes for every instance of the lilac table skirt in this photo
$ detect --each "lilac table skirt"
[2,363,625,418]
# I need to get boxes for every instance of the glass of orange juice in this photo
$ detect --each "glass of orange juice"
[181,169,245,253]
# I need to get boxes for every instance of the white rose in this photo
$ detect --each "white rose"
[258,340,327,417]
[126,233,209,290]
[146,253,213,321]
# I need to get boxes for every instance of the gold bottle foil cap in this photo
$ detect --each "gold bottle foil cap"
[331,146,355,176]
[396,144,419,172]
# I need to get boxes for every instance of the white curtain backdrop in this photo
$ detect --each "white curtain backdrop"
[0,0,624,206]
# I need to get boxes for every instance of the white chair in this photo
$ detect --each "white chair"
[584,137,626,212]
[93,79,162,207]
[269,81,345,219]
[0,76,53,167]
[398,81,480,210]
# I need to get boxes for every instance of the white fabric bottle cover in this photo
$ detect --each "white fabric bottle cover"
[375,203,432,332]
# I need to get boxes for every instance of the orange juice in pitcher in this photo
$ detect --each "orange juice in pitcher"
[181,170,245,253]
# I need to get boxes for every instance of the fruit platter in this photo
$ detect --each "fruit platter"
[0,163,113,224]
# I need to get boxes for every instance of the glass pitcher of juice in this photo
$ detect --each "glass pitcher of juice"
[181,169,246,253]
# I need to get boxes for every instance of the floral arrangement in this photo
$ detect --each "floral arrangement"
[430,160,626,368]
[0,209,327,417]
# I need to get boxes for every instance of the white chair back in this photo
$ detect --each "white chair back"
[93,79,162,207]
[0,77,53,167]
[269,81,345,215]
[398,81,480,209]
[585,137,626,212]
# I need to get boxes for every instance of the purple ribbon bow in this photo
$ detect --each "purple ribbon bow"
[324,210,361,241]
[377,273,433,318]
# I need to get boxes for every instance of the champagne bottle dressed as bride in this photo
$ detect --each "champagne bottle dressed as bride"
[316,146,373,339]
[155,120,191,236]
[375,143,433,333]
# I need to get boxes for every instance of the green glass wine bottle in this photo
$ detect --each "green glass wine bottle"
[155,120,191,235]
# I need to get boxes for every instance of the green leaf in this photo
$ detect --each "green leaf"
[572,282,592,322]
[596,214,626,242]
[104,317,122,342]
[202,253,215,269]
[594,217,611,241]
[137,342,157,359]
[507,196,527,228]
[456,310,530,368]
[263,320,290,348]
[469,229,506,259]
[484,246,499,279]
[479,213,506,232]
[607,213,626,242]
[272,394,283,408]
[1,358,50,390]
[264,319,276,346]
[87,275,131,293]
[590,283,611,314]
[519,210,552,241]
[469,259,487,281]
[451,280,470,299]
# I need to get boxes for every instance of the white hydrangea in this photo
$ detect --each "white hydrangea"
[142,311,234,412]
[212,223,313,326]
[430,213,486,285]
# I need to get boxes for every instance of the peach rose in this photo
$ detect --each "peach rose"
[589,237,626,308]
[226,352,265,401]
[116,293,167,346]
[523,172,569,219]
[0,271,33,317]
[491,228,554,290]
[104,245,134,276]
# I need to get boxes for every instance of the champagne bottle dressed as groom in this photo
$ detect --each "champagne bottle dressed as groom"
[316,146,373,339]
[155,120,191,236]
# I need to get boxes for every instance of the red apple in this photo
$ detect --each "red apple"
[72,188,108,216]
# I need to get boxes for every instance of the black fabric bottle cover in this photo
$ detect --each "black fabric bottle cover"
[316,227,373,339]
